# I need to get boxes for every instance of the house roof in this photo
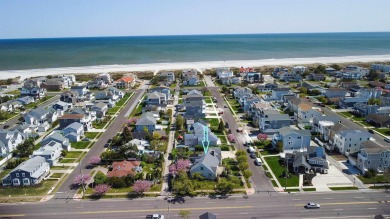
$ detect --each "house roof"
[60,114,84,120]
[328,87,347,92]
[367,114,390,123]
[107,160,140,178]
[199,212,217,219]
[10,156,48,178]
[115,77,134,83]
[64,122,83,131]
[148,91,165,99]
[28,108,49,118]
[136,113,156,126]
[298,102,313,111]
[191,148,221,175]
[361,141,388,153]
[278,127,311,137]
[92,102,107,110]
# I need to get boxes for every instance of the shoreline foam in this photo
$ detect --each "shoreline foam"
[1,54,390,80]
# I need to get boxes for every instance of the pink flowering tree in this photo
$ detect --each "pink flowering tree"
[132,180,152,194]
[176,159,191,171]
[257,133,268,143]
[93,184,111,196]
[169,164,177,176]
[127,118,138,125]
[89,156,101,166]
[73,174,91,186]
[228,134,236,142]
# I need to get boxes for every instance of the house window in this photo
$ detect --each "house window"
[200,167,204,170]
[23,178,30,185]
[22,173,25,177]
[297,136,301,140]
[16,173,19,177]
[368,161,371,165]
[13,179,20,185]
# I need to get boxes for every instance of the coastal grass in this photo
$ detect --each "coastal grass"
[329,186,358,191]
[265,156,299,187]
[71,142,90,149]
[0,180,56,197]
[84,132,99,139]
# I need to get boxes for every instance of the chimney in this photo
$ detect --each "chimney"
[210,150,215,156]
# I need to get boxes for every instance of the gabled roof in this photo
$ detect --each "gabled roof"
[278,127,311,137]
[136,113,157,126]
[64,122,83,131]
[115,76,134,83]
[361,141,388,153]
[199,212,217,219]
[60,114,84,120]
[10,156,48,177]
[191,148,221,174]
[107,160,140,178]
[92,102,107,110]
[27,108,49,118]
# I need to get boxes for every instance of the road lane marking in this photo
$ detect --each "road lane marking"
[368,208,377,209]
[238,212,249,215]
[333,209,343,211]
[323,198,333,199]
[79,205,253,215]
[0,215,25,217]
[206,202,215,204]
[295,200,390,207]
[354,197,364,198]
[292,199,301,200]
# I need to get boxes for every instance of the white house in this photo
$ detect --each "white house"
[0,130,24,157]
[333,130,371,155]
[63,122,84,142]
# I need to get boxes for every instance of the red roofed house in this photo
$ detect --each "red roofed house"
[107,160,141,178]
[114,77,135,89]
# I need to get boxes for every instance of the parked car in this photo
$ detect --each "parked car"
[237,128,243,132]
[104,143,110,148]
[146,214,165,219]
[384,138,390,143]
[247,146,255,153]
[107,139,112,143]
[249,153,257,159]
[224,105,228,108]
[255,158,262,166]
[368,129,375,134]
[304,203,320,209]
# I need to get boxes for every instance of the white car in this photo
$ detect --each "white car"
[305,203,320,209]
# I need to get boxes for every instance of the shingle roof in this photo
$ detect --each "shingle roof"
[60,114,84,120]
[107,160,140,178]
[64,122,83,131]
[361,141,387,153]
[115,76,134,83]
[136,113,156,126]
[11,156,48,175]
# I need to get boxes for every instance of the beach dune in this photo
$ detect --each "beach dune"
[1,55,390,80]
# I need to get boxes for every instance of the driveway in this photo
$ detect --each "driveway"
[311,164,354,192]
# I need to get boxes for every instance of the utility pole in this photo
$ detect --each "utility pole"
[80,161,85,198]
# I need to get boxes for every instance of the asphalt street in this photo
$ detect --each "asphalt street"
[53,89,146,200]
[1,190,389,218]
[204,76,274,193]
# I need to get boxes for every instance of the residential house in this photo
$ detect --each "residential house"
[149,86,170,99]
[114,76,135,89]
[41,132,71,151]
[353,103,380,117]
[292,66,308,74]
[312,115,341,142]
[339,97,368,109]
[219,77,241,85]
[32,141,62,166]
[183,90,206,119]
[16,96,34,105]
[20,79,46,99]
[381,93,390,107]
[0,130,24,157]
[249,101,273,125]
[159,72,176,82]
[279,72,302,82]
[265,87,292,101]
[368,81,387,89]
[291,146,328,174]
[52,101,72,116]
[37,121,50,132]
[233,87,253,100]
[60,91,79,104]
[271,67,289,78]
[190,148,222,180]
[70,85,88,98]
[127,139,151,154]
[185,122,220,147]
[146,92,167,106]
[325,67,337,75]
[240,95,261,113]
[59,113,92,131]
[324,88,348,98]
[1,156,50,186]
[333,129,371,155]
[107,160,141,178]
[296,103,322,124]
[95,90,119,105]
[217,67,234,78]
[357,141,390,174]
[257,83,278,92]
[342,72,362,80]
[42,79,64,91]
[244,72,262,83]
[371,64,390,73]
[135,112,157,132]
[95,73,113,85]
[23,107,58,125]
[91,102,108,119]
[10,123,37,137]
[71,108,96,123]
[366,114,390,128]
[108,87,124,99]
[259,110,291,134]
[272,127,311,153]
[183,75,200,86]
[63,122,84,142]
[306,73,325,81]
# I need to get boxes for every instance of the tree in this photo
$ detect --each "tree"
[16,138,35,157]
[93,184,110,196]
[221,86,228,93]
[169,164,178,176]
[314,65,326,74]
[257,133,268,143]
[275,141,284,153]
[176,159,191,171]
[127,117,138,125]
[172,171,194,196]
[94,171,107,185]
[299,87,308,94]
[235,150,246,157]
[176,115,185,130]
[218,120,225,133]
[238,162,249,170]
[242,169,253,179]
[236,155,247,164]
[368,98,381,106]
[330,64,342,71]
[89,156,101,166]
[152,132,161,140]
[108,177,127,188]
[367,69,380,80]
[309,89,321,96]
[73,174,91,186]
[122,126,133,142]
[215,179,234,194]
[132,180,152,194]
[317,96,328,104]
[191,172,205,181]
[179,210,191,219]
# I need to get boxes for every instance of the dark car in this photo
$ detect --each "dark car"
[249,153,257,159]
[107,139,113,143]
[368,129,375,134]
[3,125,9,129]
[104,143,110,148]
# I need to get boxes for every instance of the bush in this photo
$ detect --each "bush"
[5,158,27,169]
[220,145,230,151]
[364,169,378,178]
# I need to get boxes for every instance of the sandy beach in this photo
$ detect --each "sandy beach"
[1,54,390,80]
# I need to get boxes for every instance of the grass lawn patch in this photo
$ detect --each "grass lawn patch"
[50,173,64,178]
[357,175,390,184]
[130,102,143,118]
[359,121,374,127]
[50,166,70,170]
[271,179,278,187]
[71,141,91,149]
[285,189,300,192]
[217,135,227,144]
[84,132,99,139]
[107,106,121,115]
[65,151,82,158]
[373,128,390,136]
[0,180,56,197]
[339,112,354,118]
[265,156,299,187]
[0,169,11,179]
[193,180,217,190]
[303,188,316,191]
[204,90,212,96]
[92,121,106,129]
[25,96,53,110]
[59,158,77,163]
[369,185,390,189]
[329,186,358,191]
[142,163,156,174]
[205,97,213,104]
[116,93,132,107]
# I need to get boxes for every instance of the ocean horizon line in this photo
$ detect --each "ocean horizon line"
[1,54,390,80]
[1,31,390,41]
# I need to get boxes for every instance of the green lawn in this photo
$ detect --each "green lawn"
[206,118,219,127]
[203,90,212,96]
[50,166,70,170]
[265,156,299,187]
[329,186,358,191]
[25,96,53,110]
[205,97,213,104]
[358,175,390,184]
[129,103,143,118]
[107,106,121,115]
[285,189,300,192]
[71,142,91,149]
[64,151,82,158]
[359,121,374,127]
[0,169,11,179]
[217,135,227,144]
[116,93,132,107]
[227,99,240,113]
[374,128,390,136]
[59,158,77,163]
[0,180,56,197]
[92,121,106,129]
[84,132,99,139]
[193,179,217,190]
[50,173,64,178]
[339,112,354,118]
[303,188,316,191]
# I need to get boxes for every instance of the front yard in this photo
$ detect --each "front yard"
[84,132,100,139]
[107,106,121,115]
[0,180,56,197]
[374,128,390,136]
[264,156,299,187]
[358,175,390,184]
[71,141,91,149]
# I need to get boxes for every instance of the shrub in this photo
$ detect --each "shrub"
[93,184,111,196]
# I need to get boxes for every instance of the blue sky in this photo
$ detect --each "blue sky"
[1,0,390,39]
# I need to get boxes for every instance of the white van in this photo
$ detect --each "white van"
[255,158,262,166]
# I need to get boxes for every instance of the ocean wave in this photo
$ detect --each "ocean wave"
[1,54,390,80]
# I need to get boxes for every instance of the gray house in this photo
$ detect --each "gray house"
[258,110,291,134]
[272,127,311,152]
[2,156,50,186]
[183,90,206,119]
[32,141,62,166]
[146,92,167,106]
[185,122,219,147]
[291,146,329,174]
[63,122,84,142]
[190,148,222,180]
[135,112,157,132]
[91,102,108,118]
[159,72,175,82]
[41,132,71,151]
[357,141,390,174]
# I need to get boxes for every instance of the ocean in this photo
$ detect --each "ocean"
[1,32,390,71]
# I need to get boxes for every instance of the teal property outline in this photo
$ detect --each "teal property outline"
[201,124,210,153]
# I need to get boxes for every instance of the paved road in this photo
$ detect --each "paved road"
[0,95,60,129]
[1,190,389,218]
[204,76,274,193]
[53,89,146,200]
